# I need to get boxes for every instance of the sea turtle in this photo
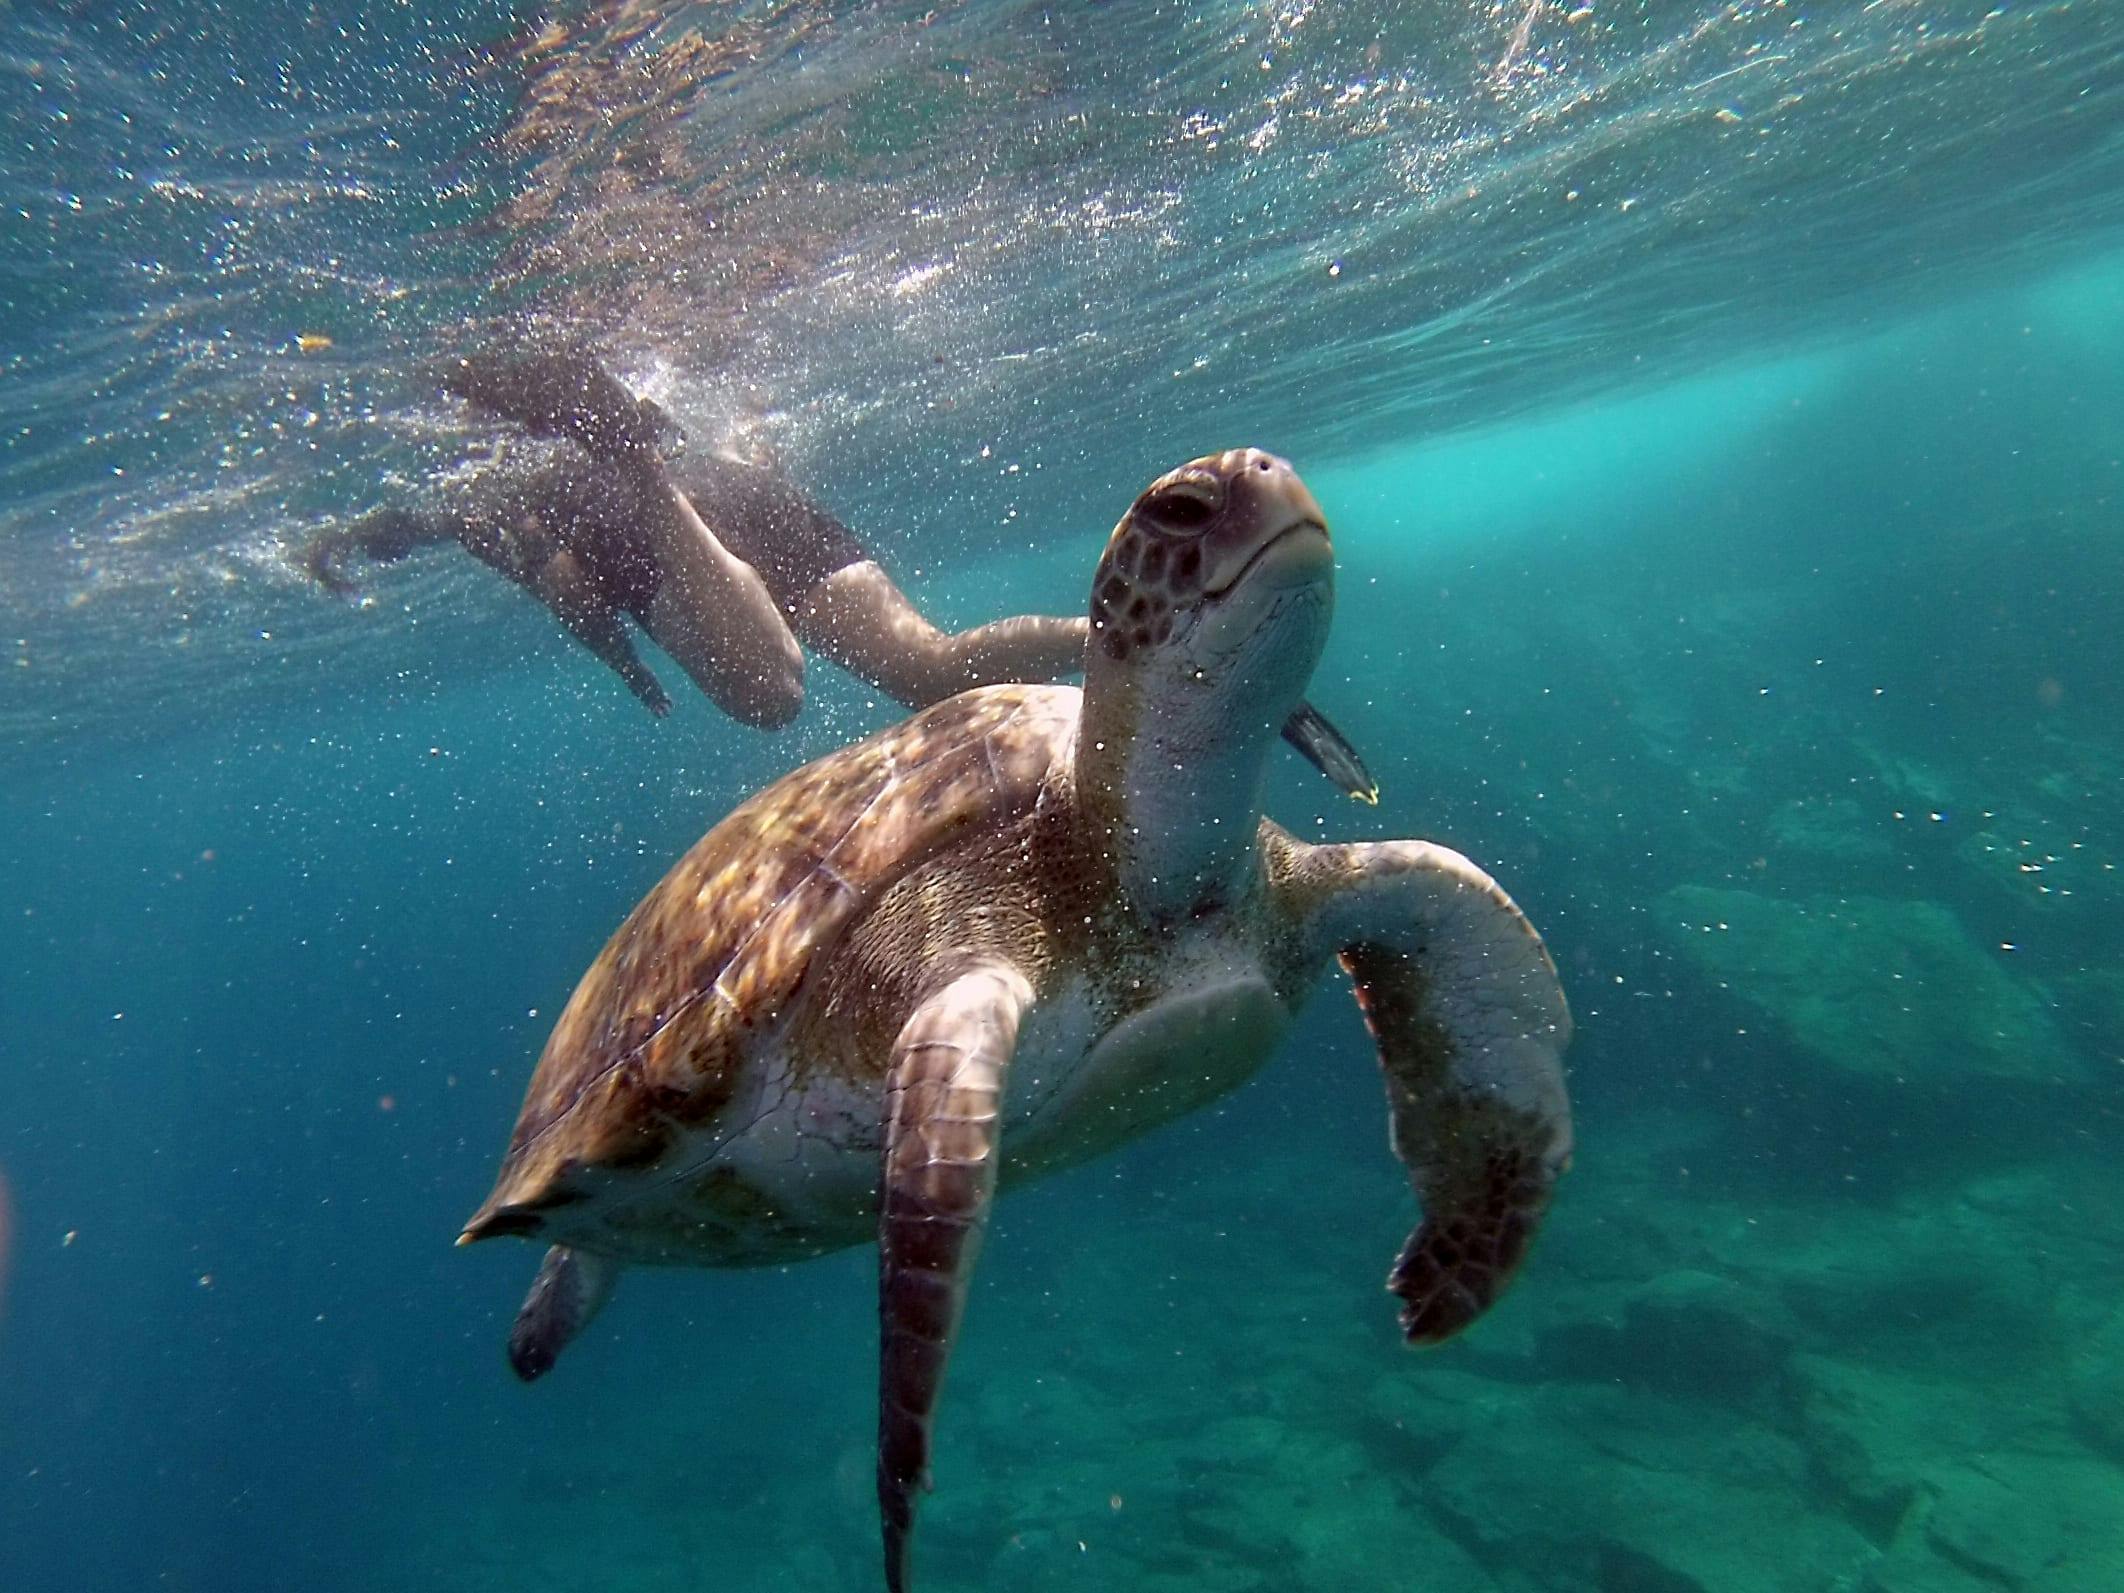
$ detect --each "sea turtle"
[460,448,1574,1590]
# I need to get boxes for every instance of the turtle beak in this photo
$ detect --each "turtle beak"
[1258,458,1325,533]
[1232,448,1325,539]
[1203,451,1332,599]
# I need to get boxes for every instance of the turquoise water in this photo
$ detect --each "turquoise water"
[4,4,2124,1591]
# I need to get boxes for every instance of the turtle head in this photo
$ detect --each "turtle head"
[1079,449,1334,918]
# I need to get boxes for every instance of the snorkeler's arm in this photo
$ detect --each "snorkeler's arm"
[301,510,457,599]
[796,560,1088,709]
[443,349,666,464]
[531,549,672,717]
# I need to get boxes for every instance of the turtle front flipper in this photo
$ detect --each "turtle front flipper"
[1281,700,1380,804]
[877,963,1032,1593]
[508,1244,620,1382]
[1289,838,1573,1343]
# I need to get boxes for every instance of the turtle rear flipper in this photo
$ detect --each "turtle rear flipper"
[508,1244,621,1382]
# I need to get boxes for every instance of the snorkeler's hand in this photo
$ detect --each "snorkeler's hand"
[305,511,454,600]
[303,542,363,600]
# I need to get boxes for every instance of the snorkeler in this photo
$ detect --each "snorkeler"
[303,350,1377,799]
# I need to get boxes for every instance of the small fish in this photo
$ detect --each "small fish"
[1280,701,1380,805]
[295,332,334,353]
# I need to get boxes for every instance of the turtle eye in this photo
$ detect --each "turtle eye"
[1140,487,1217,532]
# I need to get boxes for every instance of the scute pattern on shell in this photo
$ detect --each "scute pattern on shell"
[468,685,1078,1231]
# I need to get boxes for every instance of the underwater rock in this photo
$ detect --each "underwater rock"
[1852,744,1960,815]
[1536,1268,1797,1404]
[969,1352,1118,1444]
[1789,1347,2124,1589]
[2022,1540,2124,1593]
[1794,1353,2013,1541]
[1765,1180,2071,1371]
[1840,723,2124,934]
[1167,1416,1492,1591]
[1660,886,2078,1083]
[1422,1379,1873,1590]
[1120,1566,1270,1593]
[2068,1308,2124,1460]
[1918,1452,2124,1588]
[1954,725,2124,927]
[1284,1469,1494,1593]
[1863,1549,2011,1593]
[1363,1365,1494,1476]
[1621,1267,1796,1374]
[1950,810,2124,948]
[2051,968,2124,1071]
[1765,794,1899,869]
[1591,1543,1711,1593]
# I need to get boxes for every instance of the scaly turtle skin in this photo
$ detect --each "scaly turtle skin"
[462,450,1573,1591]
